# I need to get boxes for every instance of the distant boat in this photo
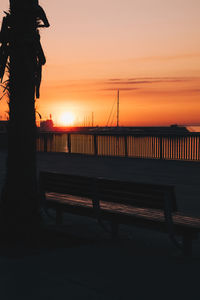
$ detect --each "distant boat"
[106,89,120,128]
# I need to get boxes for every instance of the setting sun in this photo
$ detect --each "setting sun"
[59,112,75,126]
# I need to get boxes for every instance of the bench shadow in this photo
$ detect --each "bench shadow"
[0,221,199,262]
[0,225,96,259]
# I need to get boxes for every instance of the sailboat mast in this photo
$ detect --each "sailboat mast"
[117,89,119,127]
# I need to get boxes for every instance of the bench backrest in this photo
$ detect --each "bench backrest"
[39,171,94,199]
[96,177,177,211]
[39,171,177,212]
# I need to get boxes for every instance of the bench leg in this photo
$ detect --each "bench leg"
[182,234,193,256]
[56,209,63,225]
[111,221,119,239]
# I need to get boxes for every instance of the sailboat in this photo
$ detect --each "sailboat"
[106,89,120,129]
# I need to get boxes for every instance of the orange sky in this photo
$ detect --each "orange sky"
[1,0,200,126]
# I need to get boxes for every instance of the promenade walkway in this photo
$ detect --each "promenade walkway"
[0,151,199,299]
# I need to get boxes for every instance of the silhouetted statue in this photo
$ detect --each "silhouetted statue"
[0,0,50,238]
[0,12,10,82]
[0,1,50,97]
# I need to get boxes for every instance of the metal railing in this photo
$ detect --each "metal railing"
[37,132,200,161]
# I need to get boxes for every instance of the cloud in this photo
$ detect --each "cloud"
[105,77,193,86]
[125,53,200,63]
[105,80,151,85]
[188,89,200,93]
[101,87,139,91]
[136,88,200,97]
[42,76,200,96]
[107,78,122,82]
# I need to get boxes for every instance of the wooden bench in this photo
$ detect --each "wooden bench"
[39,171,200,256]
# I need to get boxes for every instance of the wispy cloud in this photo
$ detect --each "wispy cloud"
[105,77,193,86]
[124,53,200,63]
[42,76,200,95]
[101,87,139,91]
[105,80,151,85]
[136,88,200,97]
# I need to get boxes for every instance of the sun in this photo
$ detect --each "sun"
[59,112,75,126]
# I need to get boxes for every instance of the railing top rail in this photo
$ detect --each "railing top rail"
[37,131,200,137]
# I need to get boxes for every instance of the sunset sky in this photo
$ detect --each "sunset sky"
[0,0,200,126]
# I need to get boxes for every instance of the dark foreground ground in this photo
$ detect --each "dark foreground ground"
[0,151,200,299]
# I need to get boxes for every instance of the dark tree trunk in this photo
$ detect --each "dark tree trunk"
[0,0,49,236]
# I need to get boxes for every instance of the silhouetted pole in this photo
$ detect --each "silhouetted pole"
[92,112,94,127]
[0,0,49,235]
[117,90,119,127]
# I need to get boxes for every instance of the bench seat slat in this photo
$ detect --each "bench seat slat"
[46,192,200,231]
[44,186,91,197]
[95,193,166,209]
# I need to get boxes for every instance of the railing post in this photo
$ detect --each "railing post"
[160,136,163,160]
[67,133,71,154]
[124,135,128,157]
[94,134,98,155]
[199,136,200,161]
